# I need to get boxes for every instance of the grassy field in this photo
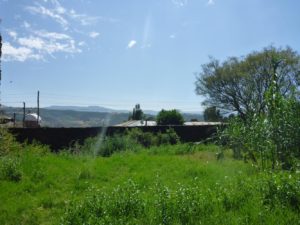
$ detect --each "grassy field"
[0,143,300,225]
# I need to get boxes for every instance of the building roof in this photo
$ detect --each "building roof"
[184,121,223,126]
[114,120,157,127]
[115,120,223,127]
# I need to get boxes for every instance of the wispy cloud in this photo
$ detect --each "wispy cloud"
[4,0,116,62]
[23,21,31,28]
[8,31,18,41]
[169,34,176,39]
[172,0,188,7]
[207,0,215,5]
[89,31,100,38]
[127,40,137,49]
[26,1,118,30]
[69,9,108,26]
[26,4,69,30]
[78,41,86,47]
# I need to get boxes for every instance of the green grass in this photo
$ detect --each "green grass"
[0,144,299,225]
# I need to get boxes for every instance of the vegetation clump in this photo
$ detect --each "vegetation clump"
[156,109,184,125]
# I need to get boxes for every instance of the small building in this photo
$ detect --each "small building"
[24,113,41,128]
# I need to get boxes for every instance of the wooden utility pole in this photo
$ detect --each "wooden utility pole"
[37,90,40,125]
[23,102,26,128]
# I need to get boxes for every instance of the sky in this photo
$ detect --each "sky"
[0,0,300,112]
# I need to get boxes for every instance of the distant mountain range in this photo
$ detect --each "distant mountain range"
[45,105,160,116]
[2,105,203,127]
[45,105,129,113]
[45,106,201,116]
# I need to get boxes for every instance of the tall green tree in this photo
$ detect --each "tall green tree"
[129,104,144,120]
[203,106,222,122]
[195,46,300,119]
[156,109,184,125]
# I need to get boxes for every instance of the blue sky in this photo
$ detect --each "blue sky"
[0,0,300,112]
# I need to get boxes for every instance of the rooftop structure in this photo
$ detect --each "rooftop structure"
[114,120,157,127]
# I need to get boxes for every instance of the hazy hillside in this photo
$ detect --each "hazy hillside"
[2,106,203,127]
[45,105,129,113]
[2,107,130,127]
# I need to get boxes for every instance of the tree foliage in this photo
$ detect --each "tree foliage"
[218,48,300,170]
[156,109,184,125]
[195,46,300,119]
[129,104,144,120]
[203,106,222,122]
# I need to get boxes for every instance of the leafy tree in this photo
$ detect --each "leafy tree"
[195,46,300,119]
[129,104,144,120]
[203,106,222,122]
[156,109,184,125]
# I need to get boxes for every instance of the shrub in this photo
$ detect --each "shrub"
[261,172,300,211]
[69,128,181,156]
[96,134,139,157]
[221,92,300,170]
[0,157,22,182]
[0,128,20,156]
[62,180,145,224]
[126,128,157,147]
[78,168,93,180]
[156,128,180,146]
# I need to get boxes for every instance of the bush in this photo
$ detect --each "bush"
[220,92,300,170]
[0,128,20,156]
[0,157,22,182]
[159,128,180,145]
[68,128,181,156]
[96,134,139,157]
[126,128,157,147]
[62,180,145,224]
[261,172,300,211]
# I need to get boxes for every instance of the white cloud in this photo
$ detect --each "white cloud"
[89,32,100,38]
[4,0,116,62]
[127,40,137,49]
[8,31,18,40]
[2,42,42,62]
[3,28,81,62]
[18,37,45,50]
[207,0,215,5]
[17,34,80,55]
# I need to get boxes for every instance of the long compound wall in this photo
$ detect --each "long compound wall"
[8,125,219,151]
